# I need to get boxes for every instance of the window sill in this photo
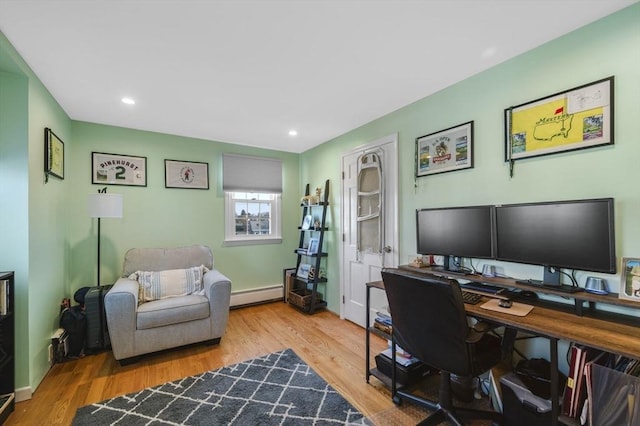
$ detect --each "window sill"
[223,237,282,247]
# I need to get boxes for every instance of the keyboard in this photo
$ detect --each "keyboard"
[460,282,503,294]
[462,291,483,305]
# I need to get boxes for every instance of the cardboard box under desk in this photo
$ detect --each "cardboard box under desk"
[375,353,430,386]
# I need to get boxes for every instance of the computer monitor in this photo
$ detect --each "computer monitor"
[495,198,616,284]
[416,205,495,272]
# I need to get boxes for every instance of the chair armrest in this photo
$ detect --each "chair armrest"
[202,269,231,334]
[203,269,231,289]
[203,269,231,306]
[109,277,139,299]
[472,321,491,333]
[466,321,492,344]
[104,277,139,331]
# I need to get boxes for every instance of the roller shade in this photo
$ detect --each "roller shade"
[222,153,283,193]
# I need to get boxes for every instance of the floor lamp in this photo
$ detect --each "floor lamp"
[87,188,123,287]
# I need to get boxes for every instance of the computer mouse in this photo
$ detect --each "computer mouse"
[498,299,513,308]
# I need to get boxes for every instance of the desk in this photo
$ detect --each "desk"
[366,269,640,426]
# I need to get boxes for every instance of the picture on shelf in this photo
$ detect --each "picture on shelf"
[307,237,320,255]
[297,263,311,279]
[301,214,313,230]
[620,257,640,302]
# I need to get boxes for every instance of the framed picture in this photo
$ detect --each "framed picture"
[92,152,147,186]
[165,159,209,189]
[619,257,640,302]
[505,76,614,162]
[416,121,473,177]
[44,128,64,180]
[297,263,311,279]
[301,214,313,230]
[307,237,320,255]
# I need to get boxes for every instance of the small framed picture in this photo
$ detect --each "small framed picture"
[165,159,209,189]
[619,257,640,302]
[92,152,147,186]
[416,121,473,177]
[301,214,313,230]
[44,128,64,180]
[297,263,311,279]
[307,237,320,255]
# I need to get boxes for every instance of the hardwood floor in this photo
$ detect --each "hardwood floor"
[6,302,397,425]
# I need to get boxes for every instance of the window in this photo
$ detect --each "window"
[222,153,283,245]
[224,192,281,245]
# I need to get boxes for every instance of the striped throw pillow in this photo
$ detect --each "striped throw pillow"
[130,265,208,303]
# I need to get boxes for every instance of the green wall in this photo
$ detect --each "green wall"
[0,70,30,396]
[301,4,640,315]
[0,32,72,395]
[67,121,300,293]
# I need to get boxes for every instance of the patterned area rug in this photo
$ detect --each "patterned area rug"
[73,348,370,425]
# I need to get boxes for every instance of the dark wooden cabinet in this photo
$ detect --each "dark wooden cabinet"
[288,180,329,314]
[0,271,15,425]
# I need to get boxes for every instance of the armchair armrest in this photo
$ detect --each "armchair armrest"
[104,277,139,359]
[203,269,231,290]
[108,277,139,301]
[202,269,231,334]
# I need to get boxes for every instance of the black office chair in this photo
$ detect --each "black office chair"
[381,268,504,426]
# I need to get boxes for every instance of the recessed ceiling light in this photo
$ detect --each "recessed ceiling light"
[121,97,136,105]
[288,130,298,136]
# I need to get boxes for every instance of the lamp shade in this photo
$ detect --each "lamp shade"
[87,193,123,218]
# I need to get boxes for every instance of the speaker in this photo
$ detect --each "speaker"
[584,277,609,294]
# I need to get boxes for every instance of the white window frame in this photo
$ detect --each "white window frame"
[224,192,282,246]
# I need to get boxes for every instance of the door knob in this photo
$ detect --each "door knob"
[383,246,392,253]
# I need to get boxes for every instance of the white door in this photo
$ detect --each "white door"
[341,134,398,327]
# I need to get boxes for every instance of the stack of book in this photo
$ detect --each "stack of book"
[374,311,392,335]
[381,343,421,368]
[375,342,430,386]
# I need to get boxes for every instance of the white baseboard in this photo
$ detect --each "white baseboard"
[230,285,283,307]
[15,386,32,402]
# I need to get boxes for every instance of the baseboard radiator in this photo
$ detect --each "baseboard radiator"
[230,284,283,308]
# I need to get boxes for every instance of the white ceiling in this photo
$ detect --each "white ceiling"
[0,1,635,153]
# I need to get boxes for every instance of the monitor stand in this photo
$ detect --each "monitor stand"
[515,266,584,293]
[543,266,561,286]
[443,255,463,273]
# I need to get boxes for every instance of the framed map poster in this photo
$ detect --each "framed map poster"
[92,152,147,186]
[505,76,614,162]
[416,121,473,177]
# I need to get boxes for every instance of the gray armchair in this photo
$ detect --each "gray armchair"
[104,245,231,364]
